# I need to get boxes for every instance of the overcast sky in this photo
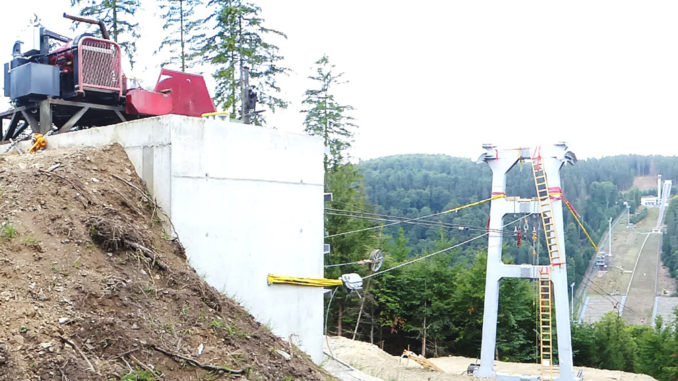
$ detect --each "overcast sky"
[3,1,678,161]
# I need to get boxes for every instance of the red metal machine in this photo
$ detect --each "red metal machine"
[126,69,215,117]
[0,13,215,143]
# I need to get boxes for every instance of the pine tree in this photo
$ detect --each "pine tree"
[302,55,356,172]
[157,0,202,71]
[302,55,377,337]
[194,0,288,124]
[70,0,141,68]
[323,163,378,337]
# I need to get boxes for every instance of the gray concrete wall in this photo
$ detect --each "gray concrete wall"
[15,115,326,363]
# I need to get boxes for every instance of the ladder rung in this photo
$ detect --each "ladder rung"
[533,160,559,376]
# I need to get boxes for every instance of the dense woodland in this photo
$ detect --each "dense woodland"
[359,154,678,287]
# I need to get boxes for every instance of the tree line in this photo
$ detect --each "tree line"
[662,197,678,279]
[359,154,678,288]
[70,0,287,125]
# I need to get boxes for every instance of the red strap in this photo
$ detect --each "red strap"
[564,198,580,217]
[517,230,522,247]
[548,186,563,201]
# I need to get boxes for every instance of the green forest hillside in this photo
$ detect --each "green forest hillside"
[358,153,678,286]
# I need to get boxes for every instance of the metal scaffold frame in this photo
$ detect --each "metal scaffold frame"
[474,143,578,381]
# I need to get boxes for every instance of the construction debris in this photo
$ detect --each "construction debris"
[401,349,443,372]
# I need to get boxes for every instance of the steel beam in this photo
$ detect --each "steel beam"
[39,99,51,134]
[114,110,127,122]
[2,112,20,141]
[20,110,38,134]
[59,106,90,132]
[49,98,124,112]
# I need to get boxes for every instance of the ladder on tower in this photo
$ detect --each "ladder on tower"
[531,153,564,266]
[538,267,555,380]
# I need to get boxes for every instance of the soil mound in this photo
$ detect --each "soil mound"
[0,144,328,380]
[325,336,656,381]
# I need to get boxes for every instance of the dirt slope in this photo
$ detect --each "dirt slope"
[632,176,658,191]
[0,144,328,380]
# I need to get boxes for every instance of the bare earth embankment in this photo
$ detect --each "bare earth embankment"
[0,144,329,380]
[325,336,655,381]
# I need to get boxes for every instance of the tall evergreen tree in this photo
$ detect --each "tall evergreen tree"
[71,0,141,67]
[194,0,288,124]
[323,163,379,337]
[302,55,356,172]
[157,0,202,71]
[593,312,636,371]
[302,55,378,337]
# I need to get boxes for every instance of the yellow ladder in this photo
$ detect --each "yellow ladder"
[531,154,564,266]
[538,266,555,380]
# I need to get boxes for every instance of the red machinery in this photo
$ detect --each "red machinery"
[1,13,215,142]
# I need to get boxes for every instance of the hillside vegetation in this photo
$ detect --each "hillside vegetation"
[359,153,678,286]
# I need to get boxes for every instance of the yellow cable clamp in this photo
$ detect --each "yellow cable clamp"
[201,111,230,118]
[267,273,363,291]
[29,133,47,154]
[267,274,343,287]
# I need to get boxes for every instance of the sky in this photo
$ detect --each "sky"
[3,1,678,162]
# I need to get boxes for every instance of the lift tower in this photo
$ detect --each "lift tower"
[475,143,577,381]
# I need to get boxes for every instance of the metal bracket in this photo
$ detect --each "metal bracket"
[60,106,90,132]
[20,109,38,133]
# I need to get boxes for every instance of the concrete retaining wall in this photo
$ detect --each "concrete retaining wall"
[16,115,326,362]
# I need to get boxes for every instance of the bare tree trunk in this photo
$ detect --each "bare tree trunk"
[352,299,365,340]
[369,304,374,344]
[337,302,342,337]
[421,314,427,357]
[352,279,371,340]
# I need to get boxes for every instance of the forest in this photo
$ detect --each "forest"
[358,154,678,286]
[323,152,678,380]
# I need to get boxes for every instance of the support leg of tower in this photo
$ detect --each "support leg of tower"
[477,273,499,377]
[551,265,575,381]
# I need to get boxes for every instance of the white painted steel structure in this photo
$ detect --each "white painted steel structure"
[475,143,576,381]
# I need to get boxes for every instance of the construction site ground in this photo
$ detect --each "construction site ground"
[632,176,661,191]
[324,336,655,381]
[0,144,329,380]
[580,207,676,325]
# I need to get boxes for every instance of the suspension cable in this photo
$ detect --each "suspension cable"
[325,209,511,235]
[363,213,534,280]
[563,198,600,254]
[325,194,505,239]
